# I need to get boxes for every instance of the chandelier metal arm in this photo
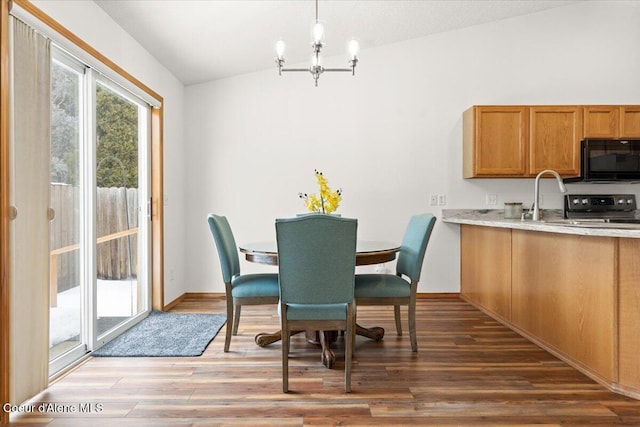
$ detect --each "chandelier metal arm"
[280,67,353,73]
[277,63,356,86]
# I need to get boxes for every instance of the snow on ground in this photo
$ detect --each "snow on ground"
[49,278,138,347]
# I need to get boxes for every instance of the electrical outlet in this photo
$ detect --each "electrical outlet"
[486,194,498,205]
[437,194,447,206]
[430,195,438,206]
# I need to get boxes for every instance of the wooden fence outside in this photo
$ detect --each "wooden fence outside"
[50,184,139,293]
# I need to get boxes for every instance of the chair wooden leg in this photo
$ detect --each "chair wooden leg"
[394,305,402,335]
[232,304,241,336]
[345,305,354,393]
[352,305,357,358]
[409,298,417,352]
[224,294,233,353]
[282,328,289,393]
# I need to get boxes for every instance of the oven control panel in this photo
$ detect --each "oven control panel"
[564,194,637,217]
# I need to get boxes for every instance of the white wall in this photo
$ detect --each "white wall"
[185,1,640,294]
[28,1,640,299]
[31,1,187,305]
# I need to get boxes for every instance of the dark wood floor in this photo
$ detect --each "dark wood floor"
[9,296,640,426]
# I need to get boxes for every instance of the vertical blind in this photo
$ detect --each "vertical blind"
[10,16,51,405]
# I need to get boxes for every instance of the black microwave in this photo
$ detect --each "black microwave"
[566,139,640,182]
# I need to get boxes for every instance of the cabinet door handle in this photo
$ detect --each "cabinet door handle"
[9,206,17,220]
[48,207,56,221]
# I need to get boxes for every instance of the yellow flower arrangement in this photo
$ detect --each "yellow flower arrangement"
[298,170,342,214]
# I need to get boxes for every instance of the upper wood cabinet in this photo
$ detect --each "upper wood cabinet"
[584,105,640,138]
[529,106,581,176]
[463,105,581,178]
[583,106,618,138]
[620,106,640,137]
[463,106,527,177]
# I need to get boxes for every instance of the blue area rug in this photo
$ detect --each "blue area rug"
[92,311,226,357]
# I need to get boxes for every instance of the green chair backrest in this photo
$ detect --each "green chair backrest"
[207,214,241,283]
[396,214,436,282]
[276,215,357,305]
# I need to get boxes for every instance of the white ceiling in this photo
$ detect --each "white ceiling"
[95,0,577,86]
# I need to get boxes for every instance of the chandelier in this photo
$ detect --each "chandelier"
[274,0,359,86]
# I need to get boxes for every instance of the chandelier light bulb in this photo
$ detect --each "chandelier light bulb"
[311,53,322,68]
[312,22,325,44]
[275,40,286,59]
[348,39,359,59]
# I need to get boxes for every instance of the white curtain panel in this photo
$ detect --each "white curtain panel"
[10,17,51,405]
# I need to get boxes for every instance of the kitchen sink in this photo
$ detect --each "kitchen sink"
[541,219,640,229]
[543,219,605,225]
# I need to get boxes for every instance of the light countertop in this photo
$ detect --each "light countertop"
[442,209,640,239]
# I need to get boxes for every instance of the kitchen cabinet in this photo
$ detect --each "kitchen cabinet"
[583,106,618,138]
[511,230,614,383]
[460,225,511,322]
[460,224,640,399]
[463,105,581,178]
[620,106,640,138]
[618,238,640,394]
[463,106,527,177]
[583,105,640,138]
[529,106,581,176]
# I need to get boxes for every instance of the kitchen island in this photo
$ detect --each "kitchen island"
[443,209,640,400]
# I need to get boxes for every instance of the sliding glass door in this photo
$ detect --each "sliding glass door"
[94,80,150,342]
[48,48,151,374]
[48,52,84,370]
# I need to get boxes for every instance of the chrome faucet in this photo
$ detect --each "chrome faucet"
[532,169,567,221]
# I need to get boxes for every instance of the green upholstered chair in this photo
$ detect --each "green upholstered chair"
[275,215,358,393]
[207,214,279,352]
[355,213,436,352]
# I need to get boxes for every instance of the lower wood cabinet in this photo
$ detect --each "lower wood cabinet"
[460,224,511,322]
[618,239,640,393]
[511,230,615,383]
[460,224,640,399]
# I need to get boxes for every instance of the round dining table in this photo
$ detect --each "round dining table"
[239,240,400,267]
[238,240,400,368]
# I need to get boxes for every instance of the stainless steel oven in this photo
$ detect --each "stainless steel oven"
[564,194,640,223]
